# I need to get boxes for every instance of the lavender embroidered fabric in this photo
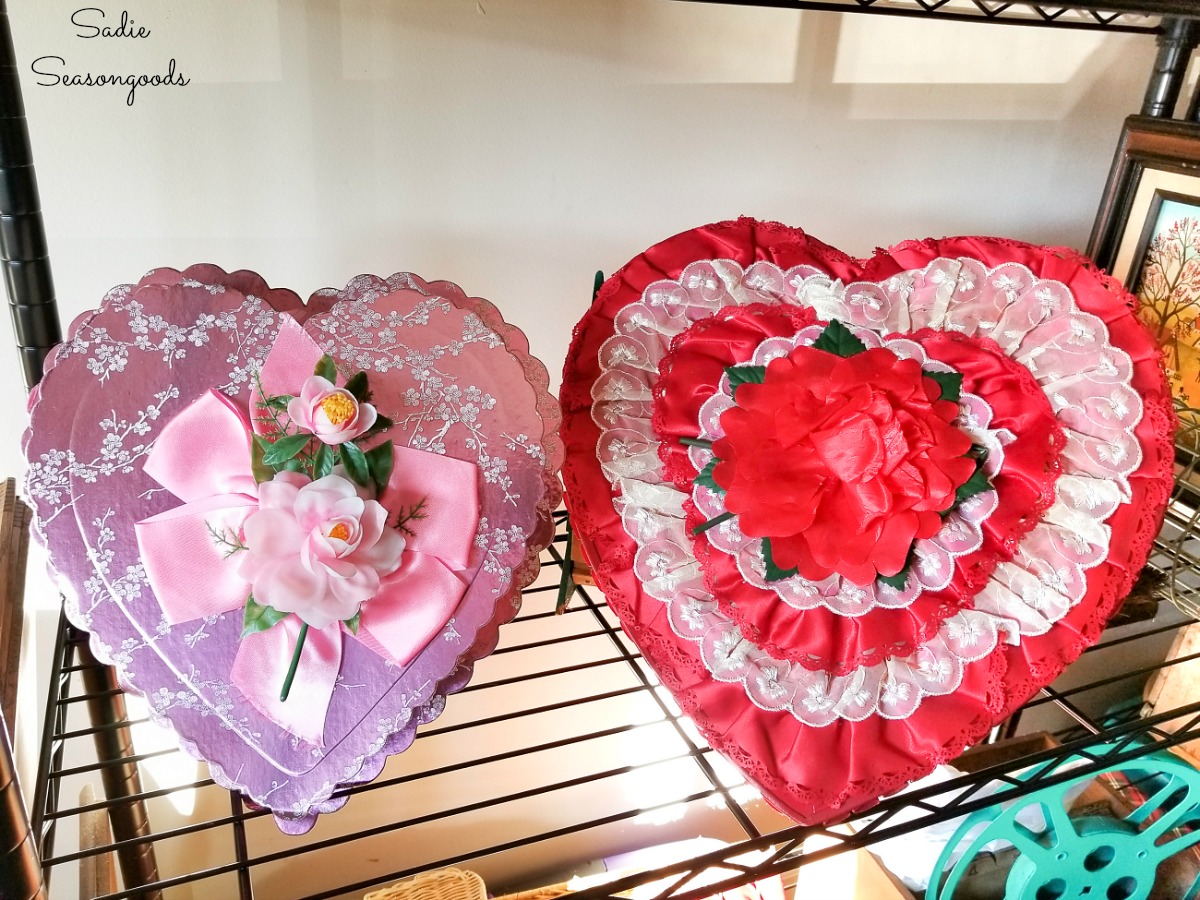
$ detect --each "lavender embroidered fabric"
[23,265,561,831]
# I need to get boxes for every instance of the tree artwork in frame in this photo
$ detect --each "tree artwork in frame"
[1125,189,1200,422]
[1089,115,1200,445]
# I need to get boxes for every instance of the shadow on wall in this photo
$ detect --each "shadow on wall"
[320,0,1154,250]
[336,0,1147,114]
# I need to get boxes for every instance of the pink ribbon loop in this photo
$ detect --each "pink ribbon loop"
[135,341,482,745]
[383,447,478,570]
[136,495,257,624]
[143,390,257,502]
[252,317,325,418]
[359,554,469,666]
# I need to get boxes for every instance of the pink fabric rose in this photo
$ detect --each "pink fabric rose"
[287,375,378,445]
[238,471,405,629]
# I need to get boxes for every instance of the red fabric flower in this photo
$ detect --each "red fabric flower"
[713,345,977,584]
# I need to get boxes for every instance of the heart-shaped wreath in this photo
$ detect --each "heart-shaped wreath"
[24,265,561,831]
[560,219,1175,824]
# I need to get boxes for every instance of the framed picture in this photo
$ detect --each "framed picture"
[1089,115,1200,442]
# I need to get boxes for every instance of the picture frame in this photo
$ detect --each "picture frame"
[1089,115,1200,445]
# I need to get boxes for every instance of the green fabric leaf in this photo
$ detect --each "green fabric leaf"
[344,371,370,403]
[282,457,305,472]
[924,370,963,404]
[241,596,288,638]
[343,612,361,635]
[726,365,767,399]
[365,440,395,494]
[811,319,867,357]
[250,435,275,483]
[260,432,312,467]
[762,538,798,583]
[694,458,722,492]
[877,568,910,590]
[314,442,335,479]
[365,414,394,439]
[955,463,992,506]
[262,394,292,411]
[341,440,371,487]
[314,354,337,382]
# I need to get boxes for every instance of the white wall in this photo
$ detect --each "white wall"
[0,0,1162,891]
[1,2,1157,452]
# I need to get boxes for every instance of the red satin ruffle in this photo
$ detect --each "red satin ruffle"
[560,219,1175,825]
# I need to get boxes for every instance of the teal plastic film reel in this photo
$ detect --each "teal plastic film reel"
[926,744,1200,900]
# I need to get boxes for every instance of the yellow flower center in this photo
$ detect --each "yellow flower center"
[328,523,351,541]
[320,393,357,426]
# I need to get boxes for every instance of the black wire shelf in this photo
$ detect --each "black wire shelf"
[677,0,1166,31]
[23,508,1200,899]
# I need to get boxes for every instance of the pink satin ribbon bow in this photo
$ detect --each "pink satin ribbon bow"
[135,321,480,744]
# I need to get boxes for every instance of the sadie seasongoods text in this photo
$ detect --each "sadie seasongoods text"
[30,8,189,106]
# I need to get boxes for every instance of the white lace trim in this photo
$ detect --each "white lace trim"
[592,258,1141,725]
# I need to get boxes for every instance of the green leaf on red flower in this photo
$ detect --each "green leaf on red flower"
[365,440,395,494]
[314,442,335,479]
[344,371,371,403]
[762,538,799,583]
[260,432,313,467]
[694,458,722,492]
[924,370,963,404]
[343,611,361,635]
[241,595,288,638]
[250,435,275,484]
[955,463,991,506]
[726,365,767,399]
[341,440,371,487]
[877,567,910,590]
[314,354,337,382]
[811,319,867,357]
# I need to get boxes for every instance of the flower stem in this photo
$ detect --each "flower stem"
[280,623,309,702]
[555,521,575,615]
[693,510,735,536]
[680,437,713,449]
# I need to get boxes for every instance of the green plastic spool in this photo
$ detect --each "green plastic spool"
[926,744,1200,900]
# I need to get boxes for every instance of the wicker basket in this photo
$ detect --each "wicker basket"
[493,885,574,900]
[363,868,487,900]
